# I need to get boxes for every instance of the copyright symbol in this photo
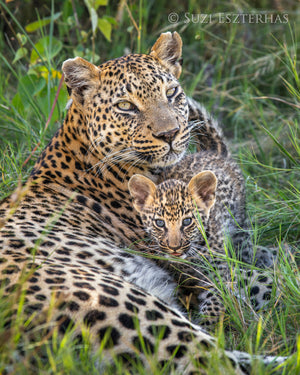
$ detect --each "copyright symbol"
[168,12,179,24]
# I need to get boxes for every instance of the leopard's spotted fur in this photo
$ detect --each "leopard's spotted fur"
[129,157,276,325]
[0,32,285,373]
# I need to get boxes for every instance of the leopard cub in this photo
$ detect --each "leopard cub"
[129,171,217,258]
[129,170,276,325]
[129,171,224,322]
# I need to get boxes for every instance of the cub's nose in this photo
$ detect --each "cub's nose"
[167,245,183,257]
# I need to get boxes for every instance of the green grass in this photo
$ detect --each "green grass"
[0,0,299,373]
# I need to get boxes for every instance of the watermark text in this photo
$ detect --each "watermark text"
[168,12,289,24]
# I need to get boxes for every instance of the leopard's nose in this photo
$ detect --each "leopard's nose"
[153,127,179,143]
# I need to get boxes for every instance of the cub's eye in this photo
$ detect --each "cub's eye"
[182,217,192,227]
[116,101,136,111]
[155,219,165,228]
[166,86,177,99]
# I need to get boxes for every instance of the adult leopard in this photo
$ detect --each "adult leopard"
[0,32,285,373]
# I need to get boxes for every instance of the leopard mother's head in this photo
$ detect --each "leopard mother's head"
[62,32,189,169]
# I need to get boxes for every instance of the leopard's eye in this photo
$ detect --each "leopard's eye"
[166,86,177,99]
[182,217,192,227]
[116,101,136,111]
[155,219,165,228]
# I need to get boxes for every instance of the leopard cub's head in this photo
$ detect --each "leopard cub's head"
[129,171,217,257]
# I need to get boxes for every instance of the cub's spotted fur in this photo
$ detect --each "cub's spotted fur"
[129,154,277,324]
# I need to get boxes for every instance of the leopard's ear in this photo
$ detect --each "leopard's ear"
[62,57,100,104]
[188,171,217,216]
[128,174,157,213]
[150,32,182,78]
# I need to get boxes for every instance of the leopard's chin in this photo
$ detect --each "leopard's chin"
[151,150,186,168]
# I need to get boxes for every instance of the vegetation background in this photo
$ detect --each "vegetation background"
[0,0,299,374]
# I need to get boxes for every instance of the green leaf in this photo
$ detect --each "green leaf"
[91,7,98,34]
[83,0,91,9]
[95,0,108,10]
[30,36,63,65]
[98,18,112,42]
[11,92,24,114]
[13,75,46,114]
[83,0,99,34]
[27,67,39,76]
[103,16,117,26]
[25,12,61,33]
[16,33,27,46]
[12,47,28,64]
[19,75,46,97]
[83,0,92,15]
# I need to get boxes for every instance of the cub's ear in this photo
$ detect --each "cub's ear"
[62,57,100,104]
[188,171,217,216]
[128,174,157,213]
[150,31,182,79]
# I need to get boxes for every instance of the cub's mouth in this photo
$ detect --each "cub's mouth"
[158,241,192,258]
